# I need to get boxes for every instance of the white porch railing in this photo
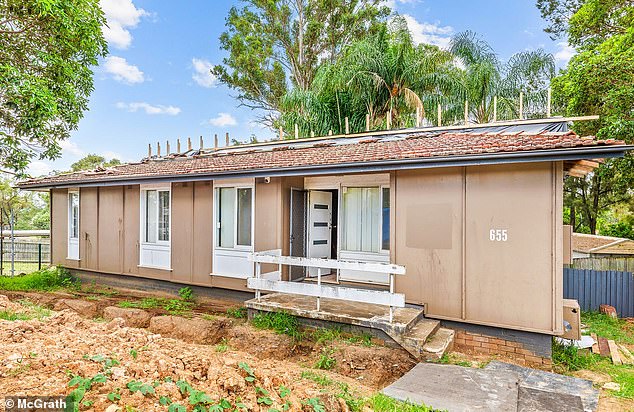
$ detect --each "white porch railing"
[247,250,406,322]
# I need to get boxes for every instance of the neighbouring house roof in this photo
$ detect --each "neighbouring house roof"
[573,233,634,255]
[17,119,631,189]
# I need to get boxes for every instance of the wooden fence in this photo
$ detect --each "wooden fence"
[573,256,634,272]
[563,268,634,318]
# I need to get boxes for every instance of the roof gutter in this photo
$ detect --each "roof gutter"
[18,144,633,190]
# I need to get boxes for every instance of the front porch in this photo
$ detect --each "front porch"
[245,251,455,361]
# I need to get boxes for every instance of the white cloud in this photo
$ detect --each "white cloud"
[382,0,420,9]
[100,0,148,49]
[555,41,575,65]
[191,58,217,88]
[27,161,54,177]
[60,140,86,157]
[116,102,181,115]
[208,113,237,127]
[402,14,453,49]
[104,56,145,84]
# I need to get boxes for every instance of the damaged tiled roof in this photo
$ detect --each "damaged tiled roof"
[17,130,628,188]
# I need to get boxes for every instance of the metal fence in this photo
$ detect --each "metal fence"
[0,240,51,276]
[563,268,634,317]
[573,256,634,272]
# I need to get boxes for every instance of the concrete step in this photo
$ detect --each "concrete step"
[389,318,449,361]
[422,327,455,360]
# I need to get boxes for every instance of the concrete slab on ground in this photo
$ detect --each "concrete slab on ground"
[485,361,598,412]
[382,362,520,412]
[245,293,423,335]
[383,361,599,412]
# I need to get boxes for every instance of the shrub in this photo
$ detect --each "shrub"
[178,287,194,301]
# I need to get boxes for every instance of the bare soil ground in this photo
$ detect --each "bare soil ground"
[0,292,416,411]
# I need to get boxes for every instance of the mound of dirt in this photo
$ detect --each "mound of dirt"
[0,297,367,411]
[148,315,232,345]
[103,306,152,328]
[53,299,99,318]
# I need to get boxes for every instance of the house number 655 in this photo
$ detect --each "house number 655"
[489,229,508,242]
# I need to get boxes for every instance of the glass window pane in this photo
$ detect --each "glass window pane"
[343,187,380,253]
[218,187,236,248]
[145,190,158,243]
[382,188,390,250]
[158,191,170,241]
[69,193,79,239]
[237,188,252,246]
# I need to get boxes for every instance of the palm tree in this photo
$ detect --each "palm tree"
[279,17,462,136]
[449,31,555,123]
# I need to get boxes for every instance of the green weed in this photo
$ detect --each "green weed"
[300,370,334,386]
[251,311,303,340]
[552,338,597,372]
[314,348,337,370]
[226,307,247,319]
[215,338,229,353]
[178,287,194,301]
[117,297,194,315]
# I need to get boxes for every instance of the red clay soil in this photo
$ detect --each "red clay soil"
[0,293,416,411]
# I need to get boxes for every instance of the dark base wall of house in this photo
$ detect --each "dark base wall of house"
[69,269,253,303]
[441,319,553,368]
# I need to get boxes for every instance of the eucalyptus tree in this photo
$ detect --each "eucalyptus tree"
[212,0,390,127]
[279,17,462,136]
[449,31,555,123]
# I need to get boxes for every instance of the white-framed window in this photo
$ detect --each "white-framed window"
[67,190,80,260]
[139,185,171,269]
[341,186,390,254]
[212,182,255,278]
[215,186,253,249]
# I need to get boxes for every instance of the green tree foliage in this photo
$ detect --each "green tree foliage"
[0,177,48,230]
[280,22,555,136]
[280,17,459,135]
[550,0,634,233]
[0,0,108,175]
[449,31,555,123]
[70,154,121,172]
[211,0,389,125]
[535,0,583,39]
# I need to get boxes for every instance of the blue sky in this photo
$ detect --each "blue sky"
[28,0,574,176]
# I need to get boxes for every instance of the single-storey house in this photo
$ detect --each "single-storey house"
[17,117,631,362]
[572,233,634,258]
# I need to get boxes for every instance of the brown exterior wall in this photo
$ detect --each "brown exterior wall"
[49,163,563,334]
[393,162,564,334]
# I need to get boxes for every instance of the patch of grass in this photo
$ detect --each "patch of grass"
[117,298,194,315]
[0,266,78,291]
[438,353,472,368]
[215,338,229,353]
[581,311,634,344]
[596,361,634,399]
[367,393,434,412]
[552,338,598,373]
[200,313,216,321]
[226,307,247,319]
[301,370,334,387]
[311,327,343,345]
[0,300,51,321]
[80,281,118,297]
[346,332,374,347]
[251,311,303,340]
[314,348,337,370]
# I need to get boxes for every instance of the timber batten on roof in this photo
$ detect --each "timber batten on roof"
[17,120,631,189]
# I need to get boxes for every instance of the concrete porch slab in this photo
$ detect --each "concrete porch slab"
[245,292,424,335]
